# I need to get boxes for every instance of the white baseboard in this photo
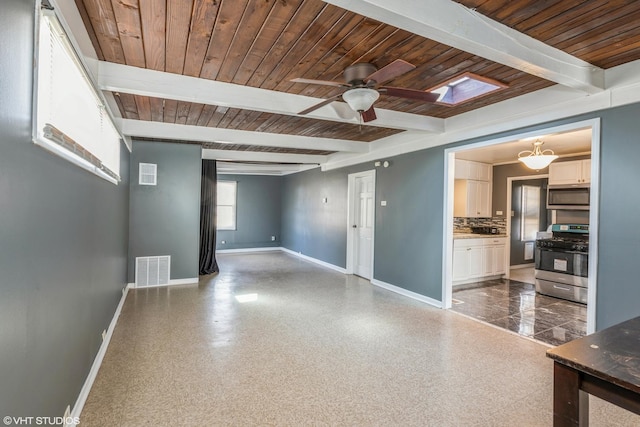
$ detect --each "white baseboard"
[71,283,131,423]
[169,277,199,286]
[452,274,505,286]
[371,278,443,309]
[216,247,282,254]
[280,247,347,274]
[128,277,199,289]
[510,263,535,270]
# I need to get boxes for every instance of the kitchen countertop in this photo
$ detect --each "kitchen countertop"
[453,233,508,239]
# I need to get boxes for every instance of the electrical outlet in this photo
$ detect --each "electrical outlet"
[101,330,106,341]
[271,236,276,241]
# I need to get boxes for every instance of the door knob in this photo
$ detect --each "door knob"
[352,224,357,228]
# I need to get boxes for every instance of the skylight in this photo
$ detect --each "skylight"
[429,72,507,106]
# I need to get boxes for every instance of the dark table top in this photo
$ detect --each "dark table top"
[547,316,640,394]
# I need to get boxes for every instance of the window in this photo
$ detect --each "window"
[217,181,237,230]
[428,72,507,106]
[521,185,541,241]
[34,8,121,183]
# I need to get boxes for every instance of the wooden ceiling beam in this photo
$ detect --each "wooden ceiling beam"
[325,0,605,93]
[98,61,444,133]
[116,119,369,153]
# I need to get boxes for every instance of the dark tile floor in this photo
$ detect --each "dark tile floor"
[451,279,587,346]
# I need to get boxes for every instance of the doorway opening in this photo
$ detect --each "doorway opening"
[442,119,600,345]
[506,176,550,285]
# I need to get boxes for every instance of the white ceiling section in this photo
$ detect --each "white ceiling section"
[455,128,592,165]
[117,119,369,153]
[54,0,640,175]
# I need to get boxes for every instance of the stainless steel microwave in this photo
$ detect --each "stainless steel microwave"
[547,185,590,210]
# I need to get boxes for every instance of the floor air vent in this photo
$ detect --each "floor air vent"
[135,256,170,287]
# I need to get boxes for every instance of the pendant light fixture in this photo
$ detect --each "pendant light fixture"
[518,139,558,170]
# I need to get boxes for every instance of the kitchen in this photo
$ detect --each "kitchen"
[444,126,594,346]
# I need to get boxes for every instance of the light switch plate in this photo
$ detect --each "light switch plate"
[381,201,387,206]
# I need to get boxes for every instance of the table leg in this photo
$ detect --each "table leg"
[553,362,590,426]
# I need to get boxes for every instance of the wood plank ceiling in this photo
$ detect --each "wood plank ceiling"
[75,0,640,156]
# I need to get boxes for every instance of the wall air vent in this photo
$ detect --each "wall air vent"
[139,163,157,185]
[135,256,170,287]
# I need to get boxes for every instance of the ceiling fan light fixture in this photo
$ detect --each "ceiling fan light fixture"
[342,88,379,112]
[518,139,559,170]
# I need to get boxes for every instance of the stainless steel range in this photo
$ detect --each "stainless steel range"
[534,224,589,304]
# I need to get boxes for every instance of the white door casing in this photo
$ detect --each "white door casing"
[346,170,376,279]
[442,118,599,334]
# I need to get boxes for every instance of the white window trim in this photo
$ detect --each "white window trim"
[520,184,541,242]
[32,4,123,185]
[217,180,237,231]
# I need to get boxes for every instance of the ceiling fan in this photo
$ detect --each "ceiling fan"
[291,59,439,122]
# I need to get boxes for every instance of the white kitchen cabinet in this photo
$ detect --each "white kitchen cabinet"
[493,242,506,274]
[453,239,484,281]
[469,246,483,278]
[549,159,591,185]
[454,159,492,181]
[484,238,506,275]
[454,179,491,218]
[453,237,507,284]
[454,159,470,180]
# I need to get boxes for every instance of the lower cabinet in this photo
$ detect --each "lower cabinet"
[453,237,506,284]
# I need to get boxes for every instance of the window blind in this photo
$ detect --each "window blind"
[35,10,121,183]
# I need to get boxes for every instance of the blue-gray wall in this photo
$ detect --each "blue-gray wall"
[282,167,352,268]
[282,104,640,330]
[216,174,282,250]
[128,141,201,282]
[595,104,640,329]
[281,150,445,299]
[0,0,130,416]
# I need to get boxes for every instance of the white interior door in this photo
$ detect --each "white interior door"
[353,173,374,279]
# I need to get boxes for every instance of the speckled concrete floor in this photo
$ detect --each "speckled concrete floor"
[80,252,639,426]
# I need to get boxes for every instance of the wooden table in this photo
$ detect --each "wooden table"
[546,316,640,426]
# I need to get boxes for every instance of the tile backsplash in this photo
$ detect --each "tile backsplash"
[454,217,508,234]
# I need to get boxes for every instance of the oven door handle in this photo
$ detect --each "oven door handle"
[537,248,588,255]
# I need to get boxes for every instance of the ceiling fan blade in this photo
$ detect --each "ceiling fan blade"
[290,78,348,88]
[361,107,376,122]
[298,94,344,115]
[365,59,416,85]
[380,86,440,102]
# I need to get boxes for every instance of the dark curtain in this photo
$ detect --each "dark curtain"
[199,159,219,275]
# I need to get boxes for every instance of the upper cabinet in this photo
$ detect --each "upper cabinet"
[549,159,591,185]
[454,180,491,218]
[454,159,492,218]
[455,159,492,181]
